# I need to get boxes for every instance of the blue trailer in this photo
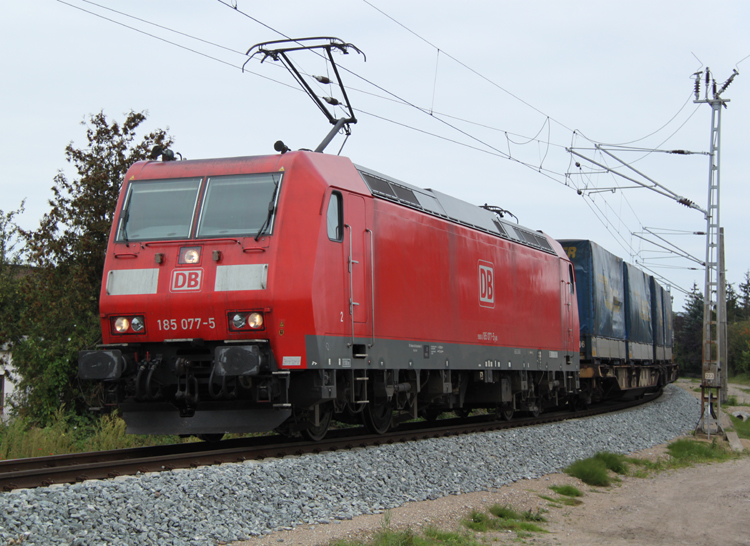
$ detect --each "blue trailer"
[650,277,674,364]
[558,240,677,398]
[623,262,653,362]
[557,240,626,363]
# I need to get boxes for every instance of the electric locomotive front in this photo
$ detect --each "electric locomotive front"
[78,152,354,437]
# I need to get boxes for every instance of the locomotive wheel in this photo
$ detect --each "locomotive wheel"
[498,404,514,421]
[301,405,333,441]
[570,395,588,412]
[455,409,471,418]
[528,405,541,418]
[363,397,392,434]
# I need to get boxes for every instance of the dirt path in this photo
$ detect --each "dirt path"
[522,455,750,546]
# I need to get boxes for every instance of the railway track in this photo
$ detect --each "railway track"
[0,390,661,491]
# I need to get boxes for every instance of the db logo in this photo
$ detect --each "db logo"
[171,269,203,292]
[478,261,494,308]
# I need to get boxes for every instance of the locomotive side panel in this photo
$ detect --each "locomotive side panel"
[365,197,575,368]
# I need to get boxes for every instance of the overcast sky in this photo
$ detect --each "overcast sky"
[2,1,748,310]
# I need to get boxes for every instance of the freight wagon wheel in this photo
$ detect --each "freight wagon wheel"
[302,405,333,442]
[363,398,392,434]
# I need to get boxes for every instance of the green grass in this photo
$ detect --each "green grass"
[666,438,738,465]
[724,395,750,407]
[539,493,582,506]
[332,526,484,546]
[729,373,750,386]
[564,452,631,486]
[0,409,188,461]
[462,505,547,536]
[593,452,628,474]
[549,484,583,497]
[563,440,741,486]
[730,415,750,440]
[564,457,612,486]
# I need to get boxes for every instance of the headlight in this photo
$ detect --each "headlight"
[114,317,130,333]
[178,246,202,265]
[228,311,265,331]
[111,315,146,335]
[248,312,264,329]
[231,313,247,329]
[130,316,145,332]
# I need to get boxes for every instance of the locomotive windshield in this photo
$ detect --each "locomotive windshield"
[116,172,282,242]
[196,173,281,238]
[117,178,202,241]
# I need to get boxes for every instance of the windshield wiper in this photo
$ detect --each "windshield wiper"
[254,179,280,241]
[120,209,130,246]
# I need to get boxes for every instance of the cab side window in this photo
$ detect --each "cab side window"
[327,191,343,242]
[568,264,575,294]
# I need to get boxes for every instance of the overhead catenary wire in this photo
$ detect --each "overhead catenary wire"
[356,0,706,296]
[56,0,704,296]
[61,0,573,185]
[55,0,299,91]
[359,0,576,134]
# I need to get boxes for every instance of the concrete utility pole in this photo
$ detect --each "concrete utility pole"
[693,68,738,436]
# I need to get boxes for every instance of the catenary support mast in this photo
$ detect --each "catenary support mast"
[693,68,738,436]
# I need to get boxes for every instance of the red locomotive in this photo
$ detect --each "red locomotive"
[79,150,582,439]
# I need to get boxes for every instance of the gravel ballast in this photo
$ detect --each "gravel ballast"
[1,385,699,545]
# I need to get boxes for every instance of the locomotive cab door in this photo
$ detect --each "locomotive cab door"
[560,259,575,361]
[343,194,371,352]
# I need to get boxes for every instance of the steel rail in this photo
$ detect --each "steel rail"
[0,389,662,491]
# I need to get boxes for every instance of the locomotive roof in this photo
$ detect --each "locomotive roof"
[126,152,558,256]
[355,164,556,256]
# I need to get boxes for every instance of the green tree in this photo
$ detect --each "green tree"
[12,111,173,424]
[0,206,25,347]
[728,320,750,376]
[739,271,750,322]
[726,283,742,324]
[674,284,703,375]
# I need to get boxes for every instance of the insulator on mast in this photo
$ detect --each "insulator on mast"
[716,69,739,98]
[693,70,702,100]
